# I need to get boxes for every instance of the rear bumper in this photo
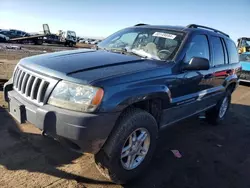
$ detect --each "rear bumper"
[239,79,250,83]
[6,89,119,154]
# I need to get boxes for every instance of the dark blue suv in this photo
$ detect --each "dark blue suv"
[4,24,241,184]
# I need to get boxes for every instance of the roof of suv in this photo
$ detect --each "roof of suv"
[133,24,230,39]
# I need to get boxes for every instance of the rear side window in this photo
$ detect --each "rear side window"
[211,36,225,66]
[184,35,210,63]
[225,40,239,64]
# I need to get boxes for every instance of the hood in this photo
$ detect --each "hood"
[241,61,250,71]
[19,49,168,84]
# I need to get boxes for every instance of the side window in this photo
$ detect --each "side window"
[225,39,239,64]
[184,35,209,63]
[211,36,225,66]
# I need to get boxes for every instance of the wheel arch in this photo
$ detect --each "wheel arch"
[223,74,238,93]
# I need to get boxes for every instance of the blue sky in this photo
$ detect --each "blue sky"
[0,0,249,42]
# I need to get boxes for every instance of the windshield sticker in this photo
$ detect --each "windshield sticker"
[153,32,176,39]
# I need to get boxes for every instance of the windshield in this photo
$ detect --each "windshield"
[240,53,250,62]
[98,27,185,61]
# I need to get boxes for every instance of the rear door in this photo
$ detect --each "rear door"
[209,36,231,88]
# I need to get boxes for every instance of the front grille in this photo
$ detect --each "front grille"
[240,70,250,80]
[13,67,50,104]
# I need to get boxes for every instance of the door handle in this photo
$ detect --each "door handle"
[204,74,213,79]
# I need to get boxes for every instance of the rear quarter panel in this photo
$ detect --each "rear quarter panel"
[223,63,241,88]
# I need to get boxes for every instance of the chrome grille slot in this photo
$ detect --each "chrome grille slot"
[18,71,25,91]
[13,67,20,87]
[240,70,250,80]
[15,69,22,89]
[21,74,29,94]
[13,66,51,105]
[25,76,35,97]
[31,78,40,100]
[37,80,48,103]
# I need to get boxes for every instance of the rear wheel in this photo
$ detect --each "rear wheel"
[95,108,158,184]
[35,39,43,45]
[68,41,73,47]
[205,91,231,125]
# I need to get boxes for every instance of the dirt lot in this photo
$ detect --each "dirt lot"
[1,44,250,188]
[0,43,92,80]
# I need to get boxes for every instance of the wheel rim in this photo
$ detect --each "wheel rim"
[120,128,150,170]
[219,96,229,118]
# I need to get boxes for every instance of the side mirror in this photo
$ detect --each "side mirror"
[183,57,210,71]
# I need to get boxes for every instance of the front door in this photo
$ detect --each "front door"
[161,34,214,126]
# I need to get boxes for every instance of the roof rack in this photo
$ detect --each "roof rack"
[134,23,148,26]
[187,24,229,38]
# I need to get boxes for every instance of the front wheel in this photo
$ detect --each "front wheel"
[95,108,158,184]
[205,91,231,125]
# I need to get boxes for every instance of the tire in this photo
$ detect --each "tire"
[95,108,158,184]
[35,39,43,45]
[0,38,6,43]
[68,41,73,47]
[205,91,231,125]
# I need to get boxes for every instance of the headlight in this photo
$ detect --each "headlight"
[48,81,104,112]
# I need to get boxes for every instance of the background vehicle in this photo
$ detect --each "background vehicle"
[78,39,86,43]
[0,33,9,42]
[239,52,250,82]
[0,29,30,39]
[9,29,30,38]
[4,24,240,184]
[10,24,77,47]
[85,39,95,44]
[43,30,77,47]
[90,39,101,45]
[237,37,250,54]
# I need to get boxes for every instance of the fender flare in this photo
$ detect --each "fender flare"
[223,74,238,90]
[102,85,172,112]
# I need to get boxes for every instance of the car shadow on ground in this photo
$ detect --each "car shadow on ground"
[1,92,250,188]
[0,104,113,186]
[240,82,250,87]
[124,103,250,188]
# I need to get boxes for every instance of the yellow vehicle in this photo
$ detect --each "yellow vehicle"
[237,37,250,54]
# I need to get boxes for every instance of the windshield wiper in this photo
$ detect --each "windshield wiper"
[130,49,161,60]
[108,47,151,59]
[98,47,161,61]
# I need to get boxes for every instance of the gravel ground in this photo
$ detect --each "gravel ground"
[0,84,250,188]
[0,43,92,80]
[0,44,250,187]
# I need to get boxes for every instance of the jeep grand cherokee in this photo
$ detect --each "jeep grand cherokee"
[4,24,241,184]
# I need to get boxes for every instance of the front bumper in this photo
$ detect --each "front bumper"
[6,89,119,154]
[239,70,250,83]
